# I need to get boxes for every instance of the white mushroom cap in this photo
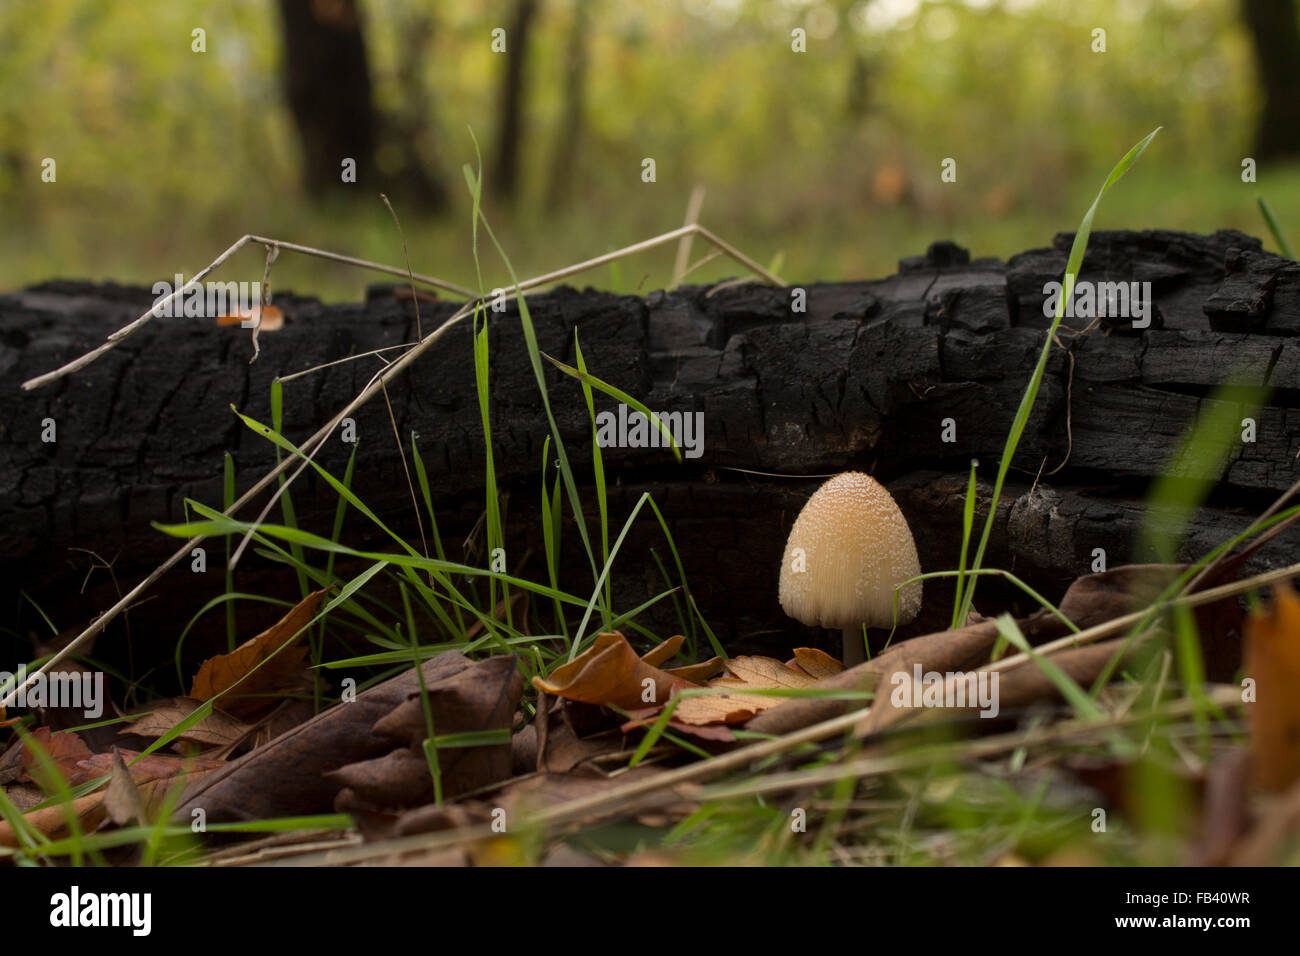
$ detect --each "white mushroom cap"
[778,471,922,629]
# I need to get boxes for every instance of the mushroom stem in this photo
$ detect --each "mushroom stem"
[842,625,866,667]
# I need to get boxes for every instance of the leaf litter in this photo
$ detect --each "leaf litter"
[2,559,1296,866]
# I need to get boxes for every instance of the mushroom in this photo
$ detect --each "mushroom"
[778,471,922,666]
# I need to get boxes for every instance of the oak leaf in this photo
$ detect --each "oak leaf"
[122,697,252,749]
[532,632,722,711]
[189,588,329,718]
[670,652,830,726]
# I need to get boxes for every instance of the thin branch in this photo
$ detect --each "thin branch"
[250,242,280,365]
[670,185,706,289]
[20,235,476,391]
[276,343,419,384]
[23,225,779,392]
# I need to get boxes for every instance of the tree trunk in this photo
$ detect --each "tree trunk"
[5,229,1300,672]
[545,0,591,212]
[491,0,540,205]
[1240,0,1300,160]
[378,9,450,213]
[276,0,376,197]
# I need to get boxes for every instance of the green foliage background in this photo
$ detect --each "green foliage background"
[0,0,1294,299]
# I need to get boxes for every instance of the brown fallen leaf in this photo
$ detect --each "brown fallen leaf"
[617,706,739,742]
[328,748,433,809]
[856,636,1139,738]
[0,737,23,785]
[190,588,329,718]
[19,727,94,788]
[1245,586,1300,792]
[535,712,628,774]
[662,658,728,684]
[1,743,221,851]
[103,747,149,826]
[0,793,106,848]
[669,655,819,726]
[723,655,819,689]
[533,632,705,711]
[333,655,523,806]
[171,651,521,827]
[745,619,1004,739]
[216,303,284,329]
[639,634,686,668]
[75,750,225,788]
[122,697,252,750]
[791,647,846,680]
[748,563,1223,739]
[621,653,832,732]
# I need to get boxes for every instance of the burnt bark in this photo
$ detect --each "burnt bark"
[3,229,1300,671]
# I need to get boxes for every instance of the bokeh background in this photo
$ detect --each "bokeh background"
[2,0,1298,300]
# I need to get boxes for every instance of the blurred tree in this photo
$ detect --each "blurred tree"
[545,0,590,212]
[491,0,540,205]
[277,0,447,209]
[276,0,375,196]
[846,52,871,119]
[1240,0,1300,160]
[380,9,450,212]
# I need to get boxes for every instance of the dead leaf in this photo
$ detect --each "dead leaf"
[666,655,812,726]
[662,658,727,683]
[0,737,23,785]
[791,647,845,680]
[1245,587,1300,792]
[171,651,521,827]
[748,564,1196,739]
[856,635,1138,738]
[19,727,95,788]
[216,303,284,329]
[617,654,821,731]
[535,713,627,774]
[532,632,700,711]
[639,635,686,668]
[1,745,220,851]
[103,747,149,826]
[327,748,432,808]
[122,697,252,749]
[0,793,105,848]
[245,697,316,751]
[76,750,224,788]
[190,588,329,718]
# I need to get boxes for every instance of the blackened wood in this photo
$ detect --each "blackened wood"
[2,228,1297,666]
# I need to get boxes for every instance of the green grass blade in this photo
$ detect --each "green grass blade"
[544,349,684,462]
[1257,197,1295,260]
[951,457,980,629]
[958,127,1161,623]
